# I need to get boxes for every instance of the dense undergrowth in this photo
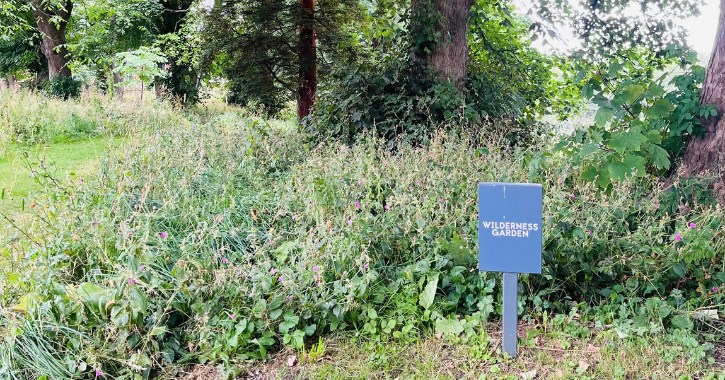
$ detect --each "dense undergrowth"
[1,90,724,379]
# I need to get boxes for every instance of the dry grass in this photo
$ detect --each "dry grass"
[162,324,725,380]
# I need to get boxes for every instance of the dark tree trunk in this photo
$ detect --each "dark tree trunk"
[32,0,73,79]
[6,75,15,89]
[297,0,317,120]
[411,0,475,90]
[681,0,725,191]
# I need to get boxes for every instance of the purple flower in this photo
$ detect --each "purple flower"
[317,281,322,287]
[138,266,144,271]
[417,181,421,185]
[270,268,276,274]
[571,195,575,199]
[313,266,319,272]
[288,296,293,300]
[160,232,167,238]
[278,276,283,282]
[655,203,659,209]
[656,177,660,181]
[348,220,353,225]
[676,234,682,242]
[689,223,696,228]
[363,265,369,269]
[222,258,227,263]
[249,293,254,297]
[365,203,369,207]
[355,201,360,209]
[93,221,98,226]
[384,205,389,210]
[231,314,236,320]
[128,278,135,285]
[96,369,104,377]
[439,199,444,202]
[713,287,718,292]
[587,230,592,235]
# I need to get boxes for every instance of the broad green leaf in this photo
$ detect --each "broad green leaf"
[646,144,671,170]
[671,315,693,330]
[419,274,439,310]
[580,165,599,182]
[608,155,645,181]
[606,130,648,153]
[595,107,614,127]
[646,99,675,118]
[614,84,643,104]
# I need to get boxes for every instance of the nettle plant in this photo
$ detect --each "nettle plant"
[557,48,714,188]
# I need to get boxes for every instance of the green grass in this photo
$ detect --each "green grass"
[0,137,121,214]
[233,328,725,380]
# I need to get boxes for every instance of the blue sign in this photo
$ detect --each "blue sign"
[478,182,542,274]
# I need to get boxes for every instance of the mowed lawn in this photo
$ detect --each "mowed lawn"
[0,138,120,215]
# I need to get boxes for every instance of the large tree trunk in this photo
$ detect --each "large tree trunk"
[411,0,475,90]
[32,0,73,79]
[297,0,317,120]
[681,0,725,190]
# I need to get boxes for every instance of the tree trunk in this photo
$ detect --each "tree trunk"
[6,75,15,89]
[297,0,317,120]
[32,0,73,79]
[411,0,475,90]
[681,0,725,192]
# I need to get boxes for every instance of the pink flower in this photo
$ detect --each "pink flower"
[288,296,293,300]
[160,232,168,238]
[439,199,444,202]
[128,278,135,285]
[231,314,236,320]
[675,234,682,242]
[417,181,421,185]
[348,220,353,225]
[96,369,104,377]
[689,223,696,228]
[138,266,144,271]
[93,221,98,226]
[249,293,254,297]
[222,258,227,263]
[713,287,718,292]
[278,276,283,282]
[655,203,659,209]
[313,266,319,272]
[571,195,575,199]
[270,268,276,274]
[363,265,369,269]
[384,205,389,210]
[317,281,322,287]
[587,230,592,235]
[359,181,363,185]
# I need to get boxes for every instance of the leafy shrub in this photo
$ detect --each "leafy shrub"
[1,94,724,377]
[42,75,82,100]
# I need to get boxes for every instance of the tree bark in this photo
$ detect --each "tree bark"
[6,75,15,89]
[681,0,725,190]
[32,0,73,79]
[411,0,475,90]
[297,0,317,120]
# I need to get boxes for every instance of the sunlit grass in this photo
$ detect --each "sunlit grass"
[0,137,121,214]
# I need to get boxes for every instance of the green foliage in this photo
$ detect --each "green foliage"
[2,93,725,377]
[41,75,82,100]
[114,47,167,89]
[557,48,712,186]
[202,0,362,115]
[310,0,576,144]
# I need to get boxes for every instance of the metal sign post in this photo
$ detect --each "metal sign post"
[478,183,542,359]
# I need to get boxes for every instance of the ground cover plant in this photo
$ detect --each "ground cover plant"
[1,90,725,379]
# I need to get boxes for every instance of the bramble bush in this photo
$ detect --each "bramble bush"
[1,92,724,378]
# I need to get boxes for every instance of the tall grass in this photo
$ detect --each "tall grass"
[0,89,723,377]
